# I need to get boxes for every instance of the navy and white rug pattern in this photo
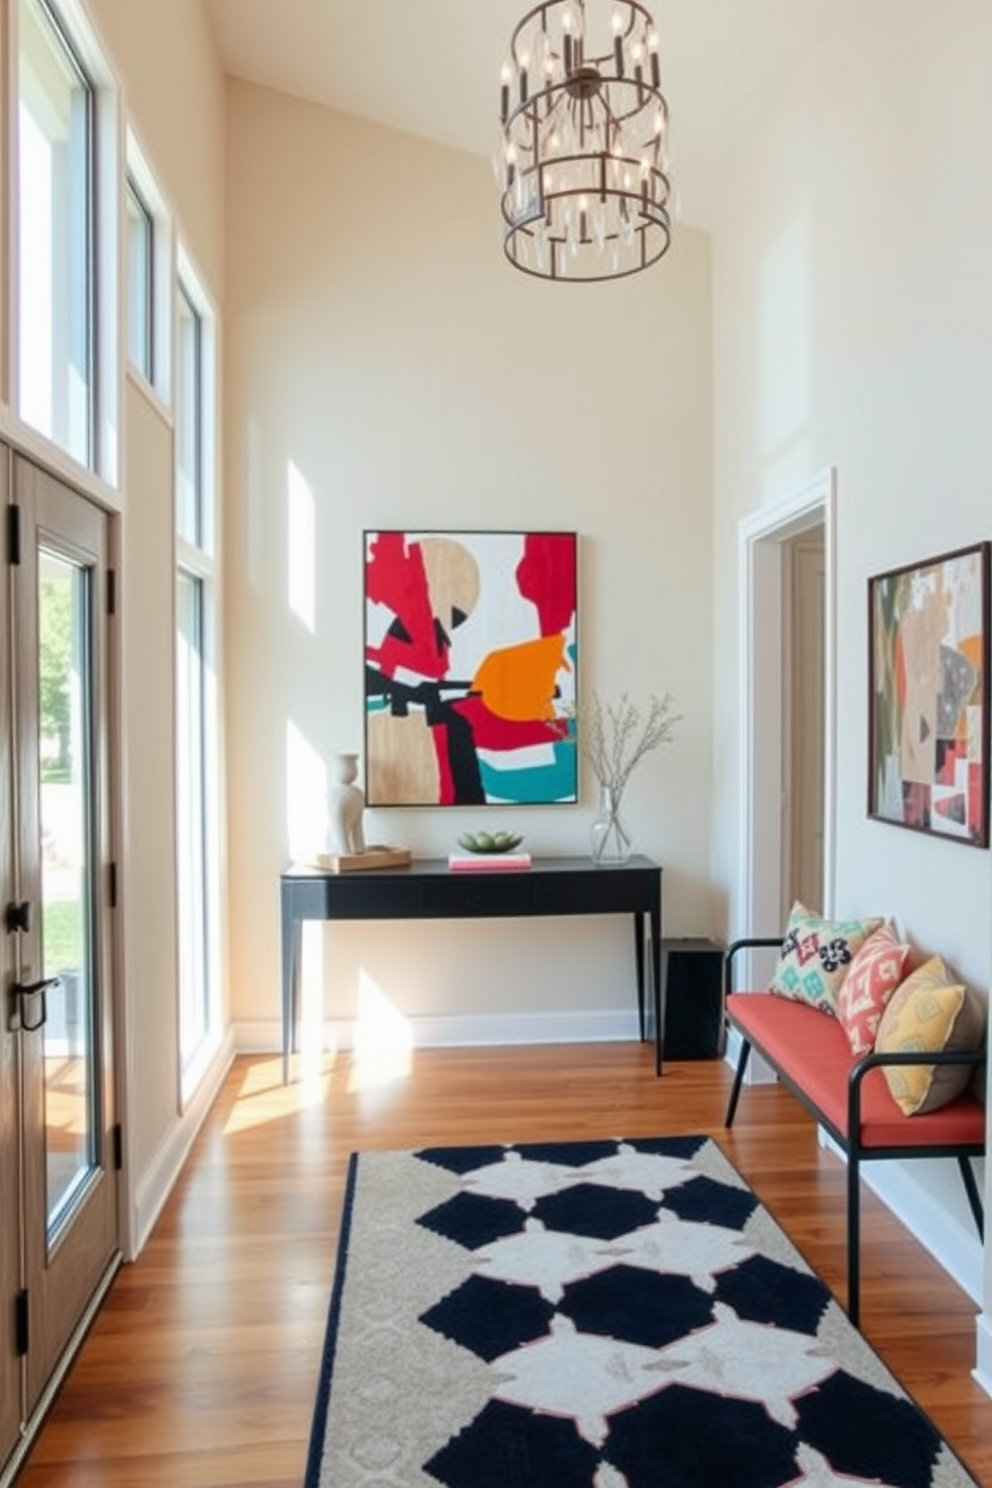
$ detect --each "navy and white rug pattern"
[305,1135,978,1488]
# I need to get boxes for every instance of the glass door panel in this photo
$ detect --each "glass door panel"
[38,550,96,1233]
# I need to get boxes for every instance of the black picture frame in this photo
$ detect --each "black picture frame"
[363,529,578,807]
[867,540,990,847]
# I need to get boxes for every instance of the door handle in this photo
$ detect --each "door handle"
[15,976,60,1032]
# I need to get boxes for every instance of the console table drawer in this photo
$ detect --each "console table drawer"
[314,878,420,918]
[417,875,536,917]
[537,870,654,916]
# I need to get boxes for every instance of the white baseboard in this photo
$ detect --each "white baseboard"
[234,1008,642,1055]
[973,1312,992,1399]
[130,1029,236,1255]
[816,1128,983,1304]
[859,1159,983,1303]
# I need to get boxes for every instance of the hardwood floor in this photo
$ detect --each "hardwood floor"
[16,1043,992,1486]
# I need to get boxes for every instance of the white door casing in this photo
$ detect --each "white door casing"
[735,468,836,1002]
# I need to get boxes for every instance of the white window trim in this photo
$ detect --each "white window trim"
[9,0,120,486]
[125,125,171,410]
[176,245,216,556]
[174,244,222,1106]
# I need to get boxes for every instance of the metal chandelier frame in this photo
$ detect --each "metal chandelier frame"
[497,0,672,281]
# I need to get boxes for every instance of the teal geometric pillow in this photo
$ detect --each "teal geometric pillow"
[769,901,884,1016]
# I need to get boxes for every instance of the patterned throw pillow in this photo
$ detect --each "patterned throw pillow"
[874,956,986,1115]
[768,902,883,1016]
[836,923,911,1056]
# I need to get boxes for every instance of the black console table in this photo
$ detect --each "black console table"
[280,855,663,1082]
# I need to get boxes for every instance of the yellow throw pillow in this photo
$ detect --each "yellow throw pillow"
[874,956,986,1114]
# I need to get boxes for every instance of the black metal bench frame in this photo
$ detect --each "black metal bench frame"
[723,936,985,1326]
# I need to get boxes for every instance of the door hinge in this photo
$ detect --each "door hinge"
[7,504,20,566]
[107,567,116,616]
[109,861,118,908]
[15,1290,28,1356]
[4,901,30,933]
[112,1123,123,1171]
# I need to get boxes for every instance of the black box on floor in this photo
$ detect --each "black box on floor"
[661,937,724,1059]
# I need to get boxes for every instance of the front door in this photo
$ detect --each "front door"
[5,452,119,1443]
[0,449,18,1465]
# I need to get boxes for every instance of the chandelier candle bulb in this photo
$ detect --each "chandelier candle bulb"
[500,63,510,123]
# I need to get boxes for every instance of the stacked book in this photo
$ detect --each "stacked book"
[447,851,532,872]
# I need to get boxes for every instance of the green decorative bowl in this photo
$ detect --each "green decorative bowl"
[457,830,525,855]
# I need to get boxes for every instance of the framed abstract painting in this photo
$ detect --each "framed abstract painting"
[363,530,578,806]
[868,541,990,846]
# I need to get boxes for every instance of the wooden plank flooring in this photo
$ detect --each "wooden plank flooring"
[16,1043,992,1486]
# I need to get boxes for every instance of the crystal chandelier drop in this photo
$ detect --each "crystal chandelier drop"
[497,0,672,281]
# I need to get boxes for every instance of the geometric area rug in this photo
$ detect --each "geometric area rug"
[304,1135,980,1488]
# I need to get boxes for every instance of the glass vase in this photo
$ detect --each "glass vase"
[589,785,632,865]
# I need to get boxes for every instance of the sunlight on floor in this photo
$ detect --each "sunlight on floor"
[349,970,413,1091]
[223,1053,338,1135]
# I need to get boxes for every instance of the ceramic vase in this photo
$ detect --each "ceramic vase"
[326,753,366,856]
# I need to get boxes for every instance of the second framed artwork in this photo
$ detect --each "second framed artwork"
[363,530,578,807]
[868,540,991,847]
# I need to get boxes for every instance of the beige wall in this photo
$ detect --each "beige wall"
[119,380,179,1173]
[223,80,715,1042]
[709,0,992,1310]
[712,0,992,975]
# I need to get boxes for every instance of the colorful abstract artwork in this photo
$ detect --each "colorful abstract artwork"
[364,530,577,806]
[868,542,990,846]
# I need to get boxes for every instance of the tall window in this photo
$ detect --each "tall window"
[176,285,202,545]
[126,134,170,406]
[125,176,152,379]
[175,267,218,1095]
[18,0,94,466]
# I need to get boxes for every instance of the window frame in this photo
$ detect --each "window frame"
[124,173,153,382]
[124,128,171,408]
[16,0,96,467]
[13,0,120,486]
[173,250,220,1103]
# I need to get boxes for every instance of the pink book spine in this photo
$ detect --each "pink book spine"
[447,854,532,871]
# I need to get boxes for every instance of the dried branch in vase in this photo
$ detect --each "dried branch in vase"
[579,692,681,799]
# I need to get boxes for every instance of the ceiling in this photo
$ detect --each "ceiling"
[204,0,831,230]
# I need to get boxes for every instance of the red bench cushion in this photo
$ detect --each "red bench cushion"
[726,993,985,1149]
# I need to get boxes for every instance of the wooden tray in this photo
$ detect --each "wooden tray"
[310,845,412,873]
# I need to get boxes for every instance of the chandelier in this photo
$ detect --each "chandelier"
[497,0,672,282]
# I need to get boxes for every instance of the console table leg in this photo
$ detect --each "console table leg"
[651,900,663,1075]
[633,913,646,1042]
[280,892,299,1085]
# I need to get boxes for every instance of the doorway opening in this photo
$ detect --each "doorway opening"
[737,469,836,966]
